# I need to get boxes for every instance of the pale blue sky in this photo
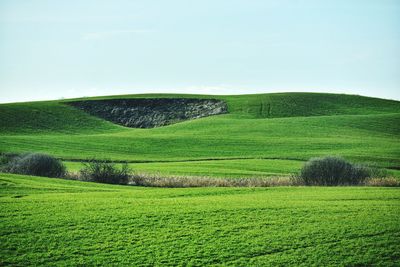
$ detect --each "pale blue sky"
[1,0,399,103]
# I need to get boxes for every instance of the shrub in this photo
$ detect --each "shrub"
[5,153,66,178]
[296,156,373,186]
[0,153,13,171]
[80,160,130,184]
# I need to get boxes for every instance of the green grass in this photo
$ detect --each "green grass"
[1,92,399,177]
[1,93,399,265]
[65,159,303,178]
[1,173,399,266]
[60,92,400,118]
[65,159,400,179]
[0,101,121,135]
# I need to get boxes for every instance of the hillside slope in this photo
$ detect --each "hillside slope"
[0,93,399,176]
[1,93,399,134]
[0,101,122,135]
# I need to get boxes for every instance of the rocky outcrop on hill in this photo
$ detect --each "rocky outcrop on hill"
[67,98,228,128]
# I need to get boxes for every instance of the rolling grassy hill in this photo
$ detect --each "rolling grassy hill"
[1,93,400,266]
[1,173,399,266]
[1,92,399,177]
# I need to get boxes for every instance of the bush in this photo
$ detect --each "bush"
[296,156,373,186]
[80,160,130,184]
[4,153,66,178]
[0,153,14,171]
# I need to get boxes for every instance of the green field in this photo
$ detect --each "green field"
[1,93,400,265]
[0,174,400,266]
[1,92,399,177]
[1,173,399,266]
[64,159,304,178]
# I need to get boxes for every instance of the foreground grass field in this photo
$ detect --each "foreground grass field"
[1,173,399,266]
[1,93,399,177]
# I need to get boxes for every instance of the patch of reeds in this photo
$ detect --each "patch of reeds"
[363,177,400,187]
[129,173,293,187]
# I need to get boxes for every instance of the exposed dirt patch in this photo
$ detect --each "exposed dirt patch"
[67,98,228,128]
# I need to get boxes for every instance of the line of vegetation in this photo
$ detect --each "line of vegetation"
[129,173,295,187]
[127,173,399,187]
[1,153,398,187]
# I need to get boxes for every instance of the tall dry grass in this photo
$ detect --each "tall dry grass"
[65,171,399,187]
[364,177,400,187]
[129,173,293,187]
